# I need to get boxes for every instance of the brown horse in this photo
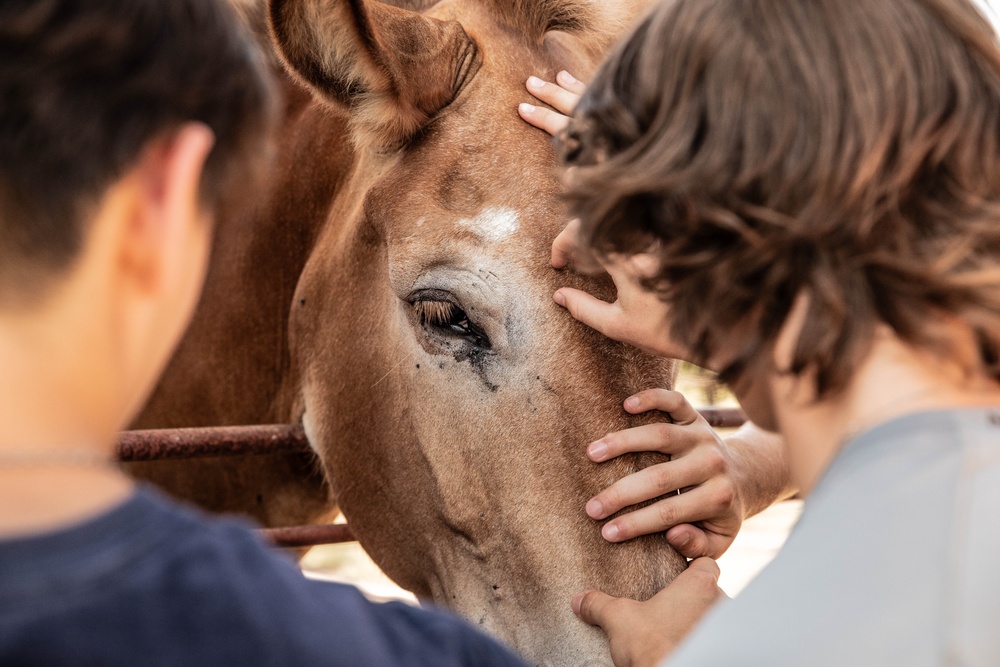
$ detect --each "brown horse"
[134,1,685,664]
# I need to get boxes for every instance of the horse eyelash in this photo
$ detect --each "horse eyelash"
[415,300,459,327]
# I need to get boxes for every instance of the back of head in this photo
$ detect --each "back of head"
[0,0,276,305]
[562,0,1000,396]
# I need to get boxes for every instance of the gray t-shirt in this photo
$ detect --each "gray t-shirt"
[668,408,1000,666]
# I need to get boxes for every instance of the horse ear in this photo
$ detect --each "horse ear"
[268,0,480,145]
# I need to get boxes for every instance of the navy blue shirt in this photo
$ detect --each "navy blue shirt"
[0,487,529,667]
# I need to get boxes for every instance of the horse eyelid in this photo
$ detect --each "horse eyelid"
[415,300,459,327]
[412,299,492,349]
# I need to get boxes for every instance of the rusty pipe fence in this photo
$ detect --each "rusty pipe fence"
[116,407,747,549]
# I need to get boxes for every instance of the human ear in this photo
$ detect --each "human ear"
[122,123,215,298]
[766,290,818,412]
[772,291,811,376]
[108,123,215,425]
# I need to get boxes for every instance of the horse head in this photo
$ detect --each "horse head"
[270,1,685,663]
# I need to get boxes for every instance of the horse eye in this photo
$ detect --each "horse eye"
[412,299,490,348]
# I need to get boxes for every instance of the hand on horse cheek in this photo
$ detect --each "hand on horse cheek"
[585,388,746,558]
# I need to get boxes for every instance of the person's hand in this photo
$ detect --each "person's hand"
[586,389,745,558]
[522,76,688,359]
[551,220,688,359]
[518,71,585,136]
[572,558,724,667]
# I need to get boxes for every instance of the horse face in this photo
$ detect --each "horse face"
[272,1,683,664]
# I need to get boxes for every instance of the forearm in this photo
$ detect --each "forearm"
[724,422,797,519]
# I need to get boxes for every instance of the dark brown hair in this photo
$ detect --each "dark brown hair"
[561,0,1000,396]
[0,0,277,299]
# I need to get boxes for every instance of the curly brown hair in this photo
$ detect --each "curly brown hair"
[561,0,1000,397]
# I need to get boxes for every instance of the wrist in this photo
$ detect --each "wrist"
[722,423,795,519]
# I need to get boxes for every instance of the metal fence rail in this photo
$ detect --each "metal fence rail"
[117,407,749,548]
[117,424,309,462]
[259,524,356,548]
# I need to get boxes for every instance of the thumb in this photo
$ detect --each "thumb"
[551,218,582,269]
[684,557,722,581]
[572,589,620,628]
[666,525,714,559]
[667,524,736,560]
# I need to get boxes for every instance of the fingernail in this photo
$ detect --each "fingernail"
[585,498,603,518]
[553,291,566,307]
[558,70,577,85]
[527,76,545,89]
[674,532,691,548]
[519,102,536,114]
[588,441,608,461]
[571,591,585,615]
[602,523,620,541]
[624,396,640,411]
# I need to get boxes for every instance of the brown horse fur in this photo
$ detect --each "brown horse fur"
[133,1,686,664]
[126,10,337,528]
[278,0,686,664]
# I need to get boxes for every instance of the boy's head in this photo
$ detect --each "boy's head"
[561,0,1000,400]
[0,0,276,432]
[0,0,276,306]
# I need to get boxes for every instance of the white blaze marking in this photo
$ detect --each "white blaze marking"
[458,207,520,243]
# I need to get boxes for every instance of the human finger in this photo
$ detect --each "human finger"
[664,524,733,560]
[679,557,723,596]
[556,70,587,96]
[572,589,628,629]
[623,388,702,426]
[587,422,711,463]
[526,75,581,115]
[551,219,581,269]
[553,288,626,340]
[687,556,722,578]
[599,480,737,543]
[642,557,723,610]
[585,457,705,520]
[518,102,570,136]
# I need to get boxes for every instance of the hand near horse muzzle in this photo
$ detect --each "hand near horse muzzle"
[581,386,797,560]
[572,557,726,667]
[584,388,747,559]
